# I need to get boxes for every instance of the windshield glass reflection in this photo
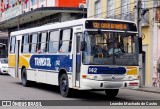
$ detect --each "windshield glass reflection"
[82,31,138,66]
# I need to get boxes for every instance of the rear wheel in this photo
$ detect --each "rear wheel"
[105,89,119,98]
[21,68,31,87]
[59,73,71,97]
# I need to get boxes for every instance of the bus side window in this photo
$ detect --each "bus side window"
[10,37,16,54]
[21,35,29,53]
[59,29,72,53]
[49,31,60,53]
[21,36,24,53]
[37,32,47,53]
[37,33,41,53]
[29,33,38,53]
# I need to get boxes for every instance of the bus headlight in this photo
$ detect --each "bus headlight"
[94,76,97,79]
[128,76,133,80]
[128,75,138,80]
[88,75,94,80]
[87,75,97,80]
[82,75,97,80]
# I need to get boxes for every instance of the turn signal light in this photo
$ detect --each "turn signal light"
[82,75,87,78]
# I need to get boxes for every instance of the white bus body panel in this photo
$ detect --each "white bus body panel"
[8,67,16,78]
[46,72,59,85]
[26,69,36,81]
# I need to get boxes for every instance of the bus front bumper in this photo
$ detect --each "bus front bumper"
[80,79,139,90]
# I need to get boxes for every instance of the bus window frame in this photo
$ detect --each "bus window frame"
[59,28,73,53]
[21,34,29,54]
[9,36,16,54]
[48,30,60,53]
[37,32,48,53]
[29,33,38,53]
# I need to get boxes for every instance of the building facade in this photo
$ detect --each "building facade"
[0,0,87,30]
[87,0,154,87]
[0,0,86,59]
[152,1,160,88]
[0,0,86,23]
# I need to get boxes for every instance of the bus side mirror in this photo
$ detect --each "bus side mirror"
[138,37,142,54]
[81,41,86,51]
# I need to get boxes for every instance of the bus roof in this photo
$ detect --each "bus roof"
[11,18,137,36]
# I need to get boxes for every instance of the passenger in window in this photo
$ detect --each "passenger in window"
[108,42,122,55]
[36,48,42,53]
[102,45,109,57]
[93,45,103,58]
[40,43,46,53]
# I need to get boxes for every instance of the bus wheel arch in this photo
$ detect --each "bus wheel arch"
[58,69,71,97]
[21,66,26,79]
[58,69,67,85]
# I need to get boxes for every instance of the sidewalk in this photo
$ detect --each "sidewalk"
[133,87,160,94]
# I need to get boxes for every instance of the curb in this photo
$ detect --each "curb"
[133,89,160,94]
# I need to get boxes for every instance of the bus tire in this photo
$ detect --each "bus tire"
[21,68,31,87]
[59,73,71,97]
[104,89,119,98]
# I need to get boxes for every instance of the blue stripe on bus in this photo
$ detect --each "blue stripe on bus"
[30,55,73,72]
[88,66,126,74]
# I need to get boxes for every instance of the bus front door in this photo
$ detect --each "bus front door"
[73,33,81,88]
[15,38,20,78]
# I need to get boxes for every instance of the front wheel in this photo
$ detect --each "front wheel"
[59,74,71,97]
[105,89,119,98]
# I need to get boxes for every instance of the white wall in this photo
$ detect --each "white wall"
[24,0,56,13]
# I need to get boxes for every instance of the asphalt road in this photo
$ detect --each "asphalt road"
[0,74,160,109]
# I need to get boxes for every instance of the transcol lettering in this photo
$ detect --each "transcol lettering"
[34,58,51,67]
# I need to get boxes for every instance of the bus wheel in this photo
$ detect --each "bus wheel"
[104,89,119,98]
[59,73,71,97]
[21,68,31,87]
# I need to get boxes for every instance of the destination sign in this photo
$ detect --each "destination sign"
[92,22,127,30]
[85,20,137,32]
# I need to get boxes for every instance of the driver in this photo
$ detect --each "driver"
[108,42,122,55]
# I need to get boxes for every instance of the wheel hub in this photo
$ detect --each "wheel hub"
[61,79,67,92]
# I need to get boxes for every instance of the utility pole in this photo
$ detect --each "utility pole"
[137,0,144,87]
[137,0,142,34]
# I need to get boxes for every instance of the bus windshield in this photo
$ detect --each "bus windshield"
[82,31,139,66]
[0,43,7,58]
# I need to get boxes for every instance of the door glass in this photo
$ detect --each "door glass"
[76,33,82,81]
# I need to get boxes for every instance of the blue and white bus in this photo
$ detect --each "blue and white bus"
[8,18,140,97]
